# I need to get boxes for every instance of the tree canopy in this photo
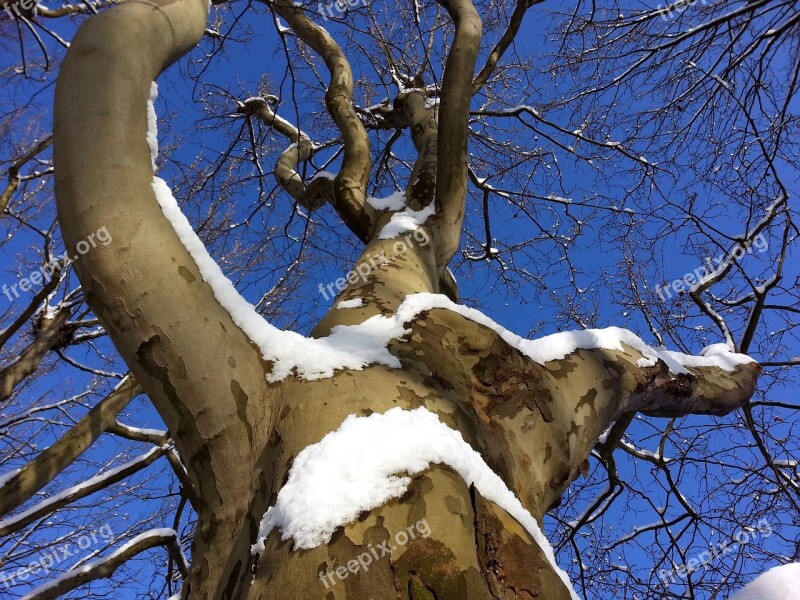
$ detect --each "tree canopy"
[0,0,797,598]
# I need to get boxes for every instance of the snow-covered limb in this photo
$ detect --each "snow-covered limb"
[0,446,167,537]
[22,528,187,600]
[106,420,167,444]
[252,406,582,600]
[151,177,757,385]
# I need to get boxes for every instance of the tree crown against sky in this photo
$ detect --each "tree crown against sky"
[0,0,798,598]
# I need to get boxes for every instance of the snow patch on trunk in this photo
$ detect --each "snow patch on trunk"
[378,204,435,239]
[251,406,581,600]
[336,298,364,309]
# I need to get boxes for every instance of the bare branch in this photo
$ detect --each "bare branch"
[0,374,141,516]
[0,446,167,537]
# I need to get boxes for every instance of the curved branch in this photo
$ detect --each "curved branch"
[268,0,373,239]
[238,95,334,211]
[53,3,283,592]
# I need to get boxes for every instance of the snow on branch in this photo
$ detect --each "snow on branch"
[149,167,757,384]
[251,406,581,600]
[23,528,186,600]
[150,79,753,387]
[0,374,142,517]
[0,446,167,537]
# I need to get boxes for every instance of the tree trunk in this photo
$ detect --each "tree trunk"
[52,0,760,598]
[205,366,575,600]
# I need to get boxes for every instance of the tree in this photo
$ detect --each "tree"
[1,0,796,598]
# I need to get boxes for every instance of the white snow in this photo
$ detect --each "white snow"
[114,422,168,438]
[597,426,612,445]
[0,468,21,488]
[310,170,336,182]
[337,298,364,309]
[153,176,405,381]
[146,82,159,172]
[728,563,800,600]
[251,406,581,600]
[367,190,407,211]
[388,294,753,375]
[378,203,435,239]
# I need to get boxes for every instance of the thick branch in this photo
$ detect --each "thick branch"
[0,374,141,516]
[430,0,482,269]
[54,0,278,591]
[392,307,760,513]
[395,90,439,211]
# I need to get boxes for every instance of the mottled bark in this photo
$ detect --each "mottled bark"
[54,0,277,593]
[430,0,482,269]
